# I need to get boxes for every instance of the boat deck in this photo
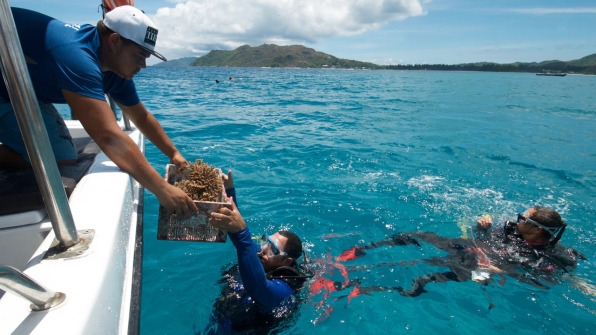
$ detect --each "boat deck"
[0,136,100,218]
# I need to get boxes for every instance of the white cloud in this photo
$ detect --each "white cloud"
[149,0,427,60]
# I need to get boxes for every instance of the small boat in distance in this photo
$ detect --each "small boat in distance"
[536,70,567,76]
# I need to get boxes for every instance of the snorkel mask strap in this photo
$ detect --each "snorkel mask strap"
[549,222,566,245]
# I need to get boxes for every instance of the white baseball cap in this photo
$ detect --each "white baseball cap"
[103,5,167,61]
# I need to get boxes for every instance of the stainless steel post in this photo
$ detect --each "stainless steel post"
[0,0,79,248]
[0,265,66,311]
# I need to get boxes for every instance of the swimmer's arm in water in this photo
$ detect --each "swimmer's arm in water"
[483,264,504,274]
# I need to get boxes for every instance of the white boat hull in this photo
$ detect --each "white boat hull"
[0,120,144,334]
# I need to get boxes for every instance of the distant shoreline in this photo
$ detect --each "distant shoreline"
[154,44,596,75]
[151,66,596,76]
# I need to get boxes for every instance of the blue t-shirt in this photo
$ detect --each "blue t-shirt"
[0,7,139,106]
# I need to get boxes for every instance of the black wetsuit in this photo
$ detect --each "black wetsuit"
[204,188,310,334]
[337,221,584,297]
[205,263,308,334]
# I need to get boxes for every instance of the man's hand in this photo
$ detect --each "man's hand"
[210,200,245,233]
[170,152,189,170]
[156,183,198,218]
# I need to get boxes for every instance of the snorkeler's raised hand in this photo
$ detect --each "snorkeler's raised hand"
[221,169,234,190]
[210,199,246,233]
[476,216,493,228]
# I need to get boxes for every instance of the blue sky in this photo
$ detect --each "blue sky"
[9,0,596,66]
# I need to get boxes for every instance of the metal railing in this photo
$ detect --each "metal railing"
[0,266,65,311]
[0,0,79,249]
[108,93,132,130]
[0,0,79,310]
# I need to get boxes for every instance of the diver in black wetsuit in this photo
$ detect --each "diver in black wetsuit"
[328,206,585,298]
[203,171,312,334]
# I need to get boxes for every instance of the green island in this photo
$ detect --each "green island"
[155,44,596,75]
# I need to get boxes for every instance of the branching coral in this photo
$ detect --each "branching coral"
[175,159,223,202]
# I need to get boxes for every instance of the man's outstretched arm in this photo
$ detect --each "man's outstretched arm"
[64,90,197,217]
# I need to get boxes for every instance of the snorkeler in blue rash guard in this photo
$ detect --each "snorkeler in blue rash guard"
[205,171,311,333]
[316,206,585,300]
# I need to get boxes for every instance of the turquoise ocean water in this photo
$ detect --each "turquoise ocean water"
[132,67,595,334]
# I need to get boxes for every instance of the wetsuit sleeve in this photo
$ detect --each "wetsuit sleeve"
[472,224,491,240]
[225,187,237,206]
[476,220,514,242]
[229,228,294,311]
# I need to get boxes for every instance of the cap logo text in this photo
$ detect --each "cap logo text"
[144,27,158,46]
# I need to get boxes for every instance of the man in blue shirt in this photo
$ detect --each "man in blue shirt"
[0,6,197,217]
